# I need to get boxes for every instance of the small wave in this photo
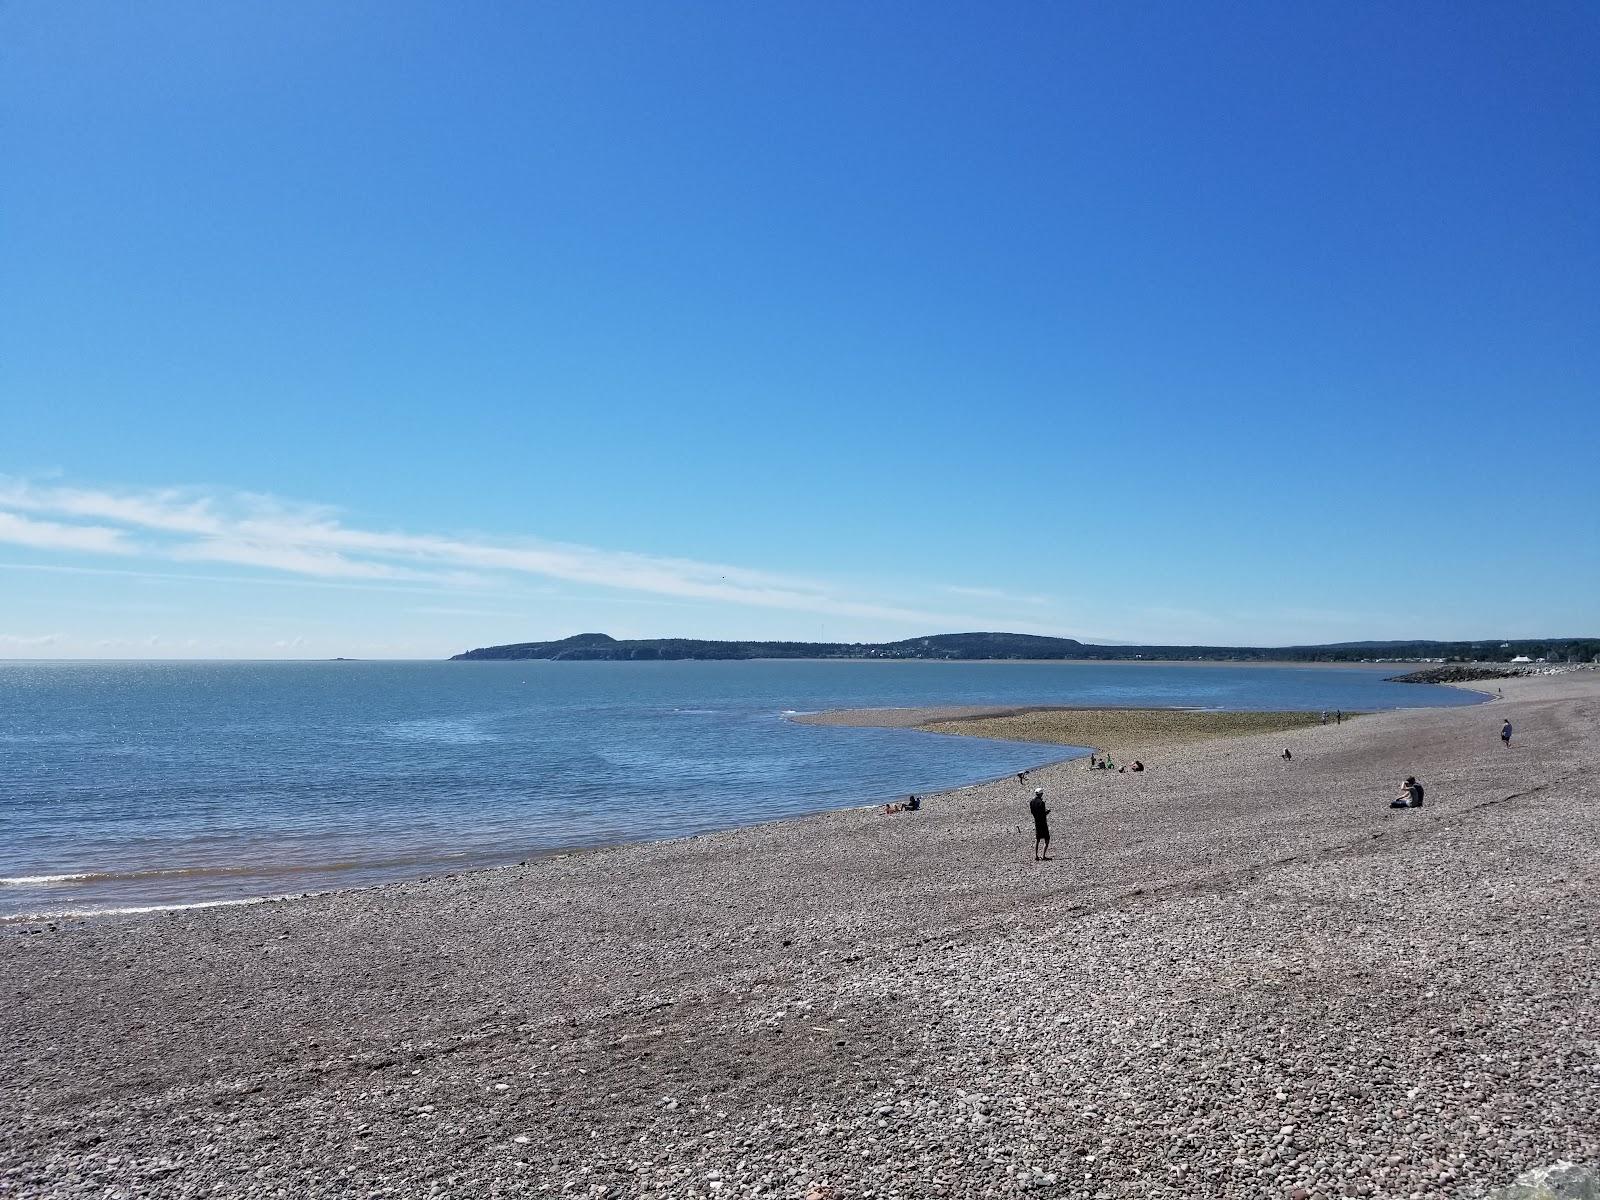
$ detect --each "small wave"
[0,873,95,886]
[0,851,471,889]
[3,895,287,922]
[382,719,498,745]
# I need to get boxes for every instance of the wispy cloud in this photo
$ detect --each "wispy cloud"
[0,632,61,647]
[168,537,467,582]
[0,510,132,556]
[937,583,1051,606]
[407,606,541,619]
[0,560,489,597]
[0,476,1074,635]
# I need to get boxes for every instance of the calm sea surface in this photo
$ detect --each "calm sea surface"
[0,660,1479,917]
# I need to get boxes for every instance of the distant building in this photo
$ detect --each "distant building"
[1510,655,1533,663]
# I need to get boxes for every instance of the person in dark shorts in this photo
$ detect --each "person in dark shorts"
[1501,719,1513,746]
[1030,788,1051,860]
[1390,777,1424,808]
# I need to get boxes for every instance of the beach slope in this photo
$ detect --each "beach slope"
[3,675,1597,1198]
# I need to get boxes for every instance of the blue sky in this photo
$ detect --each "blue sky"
[3,2,1597,658]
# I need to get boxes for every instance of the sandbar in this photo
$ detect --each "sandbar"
[798,704,1363,757]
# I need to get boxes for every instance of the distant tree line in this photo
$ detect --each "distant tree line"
[449,632,1600,664]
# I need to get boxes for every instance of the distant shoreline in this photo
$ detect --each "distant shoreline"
[450,630,1600,663]
[454,657,1412,668]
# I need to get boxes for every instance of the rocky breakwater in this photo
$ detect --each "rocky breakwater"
[1389,663,1599,685]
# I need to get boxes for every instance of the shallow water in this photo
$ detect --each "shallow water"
[0,659,1478,917]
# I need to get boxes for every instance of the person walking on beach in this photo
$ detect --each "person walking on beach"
[1336,709,1343,725]
[1029,789,1051,861]
[1501,719,1513,747]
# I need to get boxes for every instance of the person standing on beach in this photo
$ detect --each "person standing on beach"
[1029,789,1051,861]
[1336,709,1343,725]
[1501,719,1513,746]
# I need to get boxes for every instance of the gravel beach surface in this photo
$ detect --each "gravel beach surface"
[3,674,1597,1199]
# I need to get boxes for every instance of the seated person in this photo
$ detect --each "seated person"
[1389,776,1424,808]
[1129,760,1144,772]
[1282,748,1293,760]
[905,794,921,811]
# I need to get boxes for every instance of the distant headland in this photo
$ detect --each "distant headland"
[449,631,1600,664]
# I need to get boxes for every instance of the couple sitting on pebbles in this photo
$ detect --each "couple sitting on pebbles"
[883,794,921,814]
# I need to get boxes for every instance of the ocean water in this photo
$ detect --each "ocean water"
[0,659,1479,918]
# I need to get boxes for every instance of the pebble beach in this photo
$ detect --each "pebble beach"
[3,673,1597,1199]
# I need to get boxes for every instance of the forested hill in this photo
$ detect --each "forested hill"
[449,632,1600,663]
[449,632,1081,661]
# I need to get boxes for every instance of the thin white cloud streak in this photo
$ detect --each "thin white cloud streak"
[168,537,486,584]
[0,479,300,537]
[0,477,1070,634]
[0,510,132,555]
[0,560,495,598]
[408,606,541,619]
[938,584,1051,606]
